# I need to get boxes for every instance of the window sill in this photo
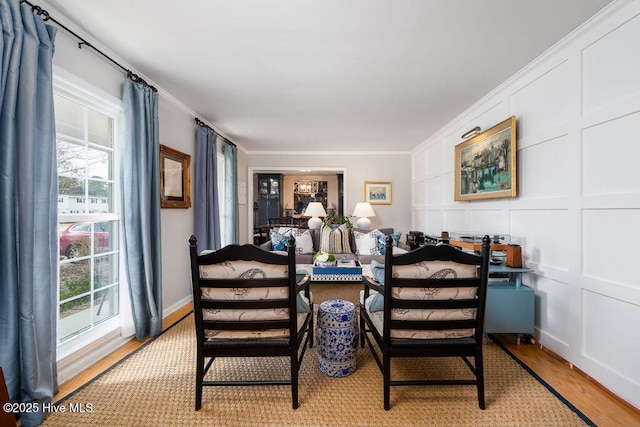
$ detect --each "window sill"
[56,316,132,385]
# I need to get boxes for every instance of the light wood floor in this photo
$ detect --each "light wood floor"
[493,334,640,427]
[54,302,640,427]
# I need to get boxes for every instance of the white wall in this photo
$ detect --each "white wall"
[411,0,640,409]
[157,99,195,314]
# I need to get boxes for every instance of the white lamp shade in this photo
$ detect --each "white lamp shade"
[304,202,327,229]
[352,202,376,218]
[304,202,327,217]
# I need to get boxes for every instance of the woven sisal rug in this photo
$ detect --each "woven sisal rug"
[42,313,592,426]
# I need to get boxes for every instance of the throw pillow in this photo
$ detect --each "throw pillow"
[269,229,288,251]
[392,246,408,255]
[296,292,312,313]
[295,269,312,313]
[369,259,385,311]
[292,229,314,254]
[319,223,352,254]
[270,228,314,254]
[353,229,382,256]
[378,231,402,255]
[370,259,386,285]
[277,226,295,235]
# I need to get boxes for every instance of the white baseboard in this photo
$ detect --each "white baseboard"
[57,296,193,387]
[163,295,192,319]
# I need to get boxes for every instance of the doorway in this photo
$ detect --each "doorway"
[247,167,348,240]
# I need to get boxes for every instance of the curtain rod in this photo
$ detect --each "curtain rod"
[195,118,236,147]
[21,0,157,92]
[21,1,236,147]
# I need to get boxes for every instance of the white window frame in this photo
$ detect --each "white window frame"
[53,67,124,361]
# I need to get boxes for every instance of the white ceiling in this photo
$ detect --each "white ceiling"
[44,0,613,153]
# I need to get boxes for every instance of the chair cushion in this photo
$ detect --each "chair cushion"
[393,260,478,280]
[367,259,478,312]
[200,259,288,279]
[200,260,311,313]
[202,286,311,313]
[204,312,310,340]
[360,290,475,339]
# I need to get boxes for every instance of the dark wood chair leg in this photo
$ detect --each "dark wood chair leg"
[196,355,205,411]
[383,353,391,410]
[359,313,366,348]
[476,352,486,409]
[291,354,299,409]
[195,356,204,410]
[309,315,314,348]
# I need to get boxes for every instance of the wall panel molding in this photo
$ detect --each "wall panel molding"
[411,0,640,408]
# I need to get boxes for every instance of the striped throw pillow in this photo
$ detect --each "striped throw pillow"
[319,223,352,254]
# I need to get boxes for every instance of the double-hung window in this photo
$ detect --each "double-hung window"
[54,74,121,347]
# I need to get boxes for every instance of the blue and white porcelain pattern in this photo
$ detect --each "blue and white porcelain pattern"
[317,299,358,377]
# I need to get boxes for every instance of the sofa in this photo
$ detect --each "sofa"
[259,224,409,265]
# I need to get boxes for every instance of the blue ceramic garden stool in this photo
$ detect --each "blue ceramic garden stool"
[317,299,358,377]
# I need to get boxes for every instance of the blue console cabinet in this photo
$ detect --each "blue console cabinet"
[485,265,534,336]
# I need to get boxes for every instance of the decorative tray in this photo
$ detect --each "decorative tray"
[311,259,363,281]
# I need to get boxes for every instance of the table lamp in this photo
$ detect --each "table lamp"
[352,202,376,229]
[304,202,327,229]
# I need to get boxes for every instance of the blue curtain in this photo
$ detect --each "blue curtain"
[194,126,221,249]
[223,142,239,244]
[0,1,58,426]
[120,79,162,340]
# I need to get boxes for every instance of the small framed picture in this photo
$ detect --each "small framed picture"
[364,181,392,205]
[160,144,191,208]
